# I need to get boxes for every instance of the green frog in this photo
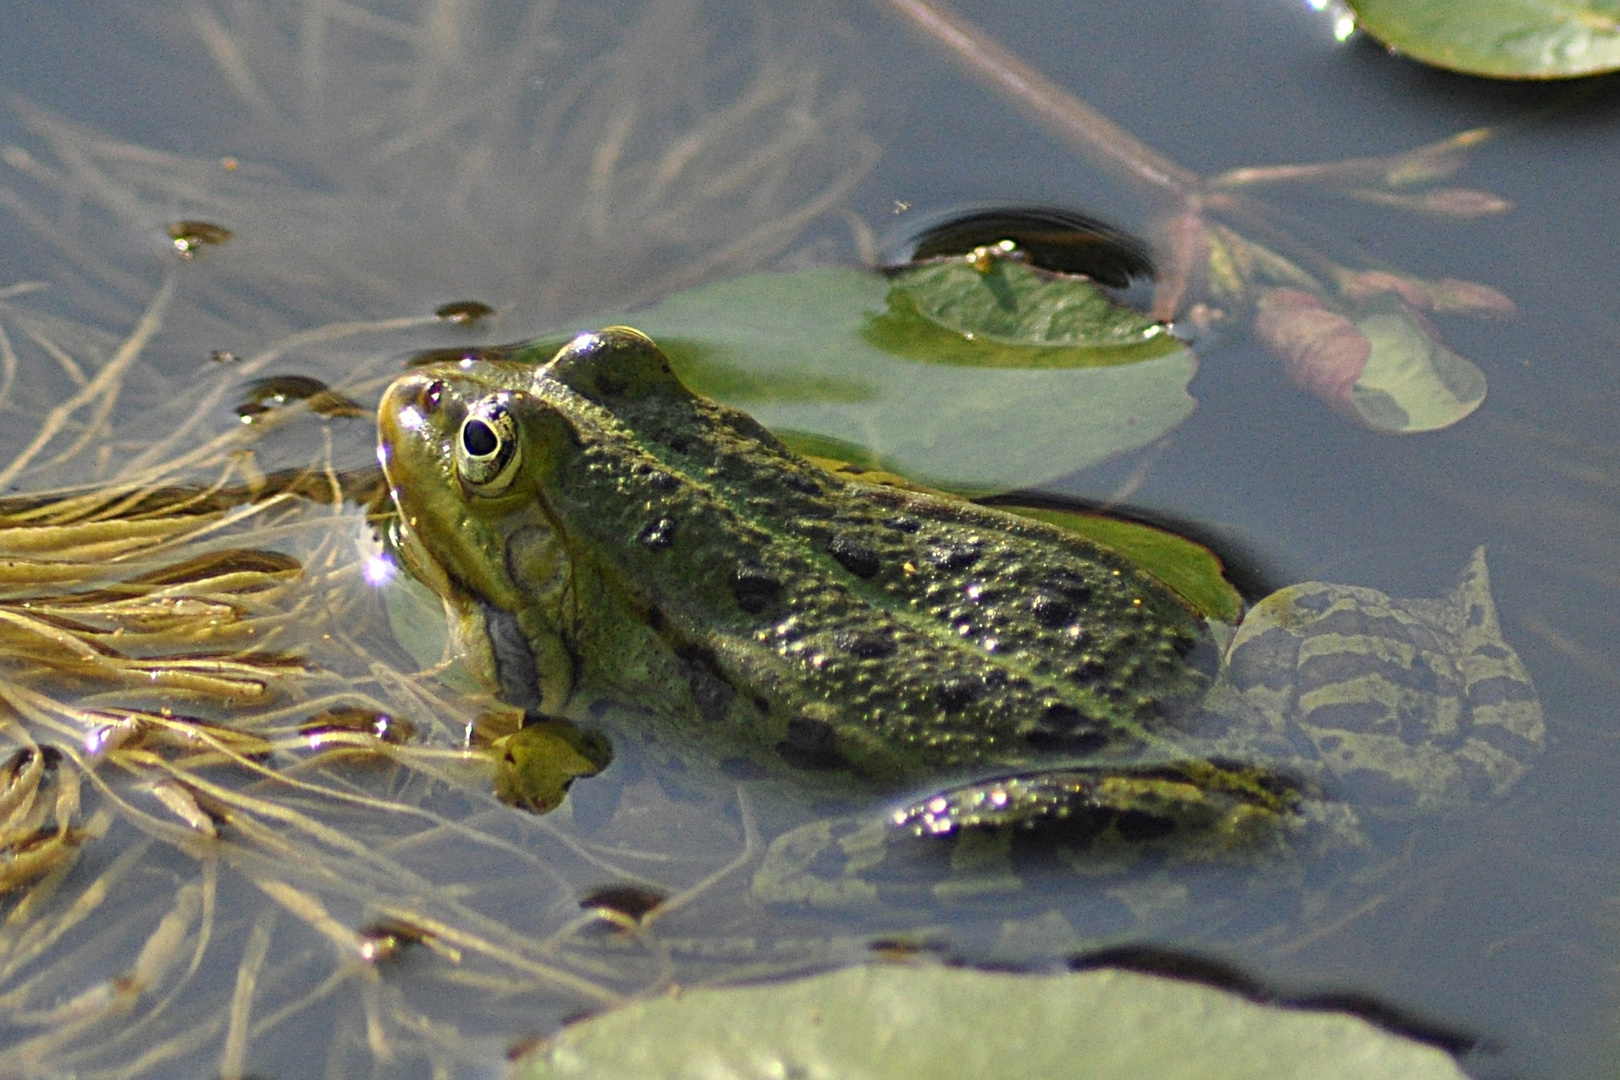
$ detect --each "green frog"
[377,327,1541,856]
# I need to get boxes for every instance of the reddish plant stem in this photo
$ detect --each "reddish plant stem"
[880,0,1200,203]
[876,0,1476,314]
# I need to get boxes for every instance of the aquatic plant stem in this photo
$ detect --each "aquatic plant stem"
[879,0,1198,202]
[875,0,1507,325]
[0,273,175,489]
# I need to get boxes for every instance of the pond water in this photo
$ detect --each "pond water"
[0,1,1617,1078]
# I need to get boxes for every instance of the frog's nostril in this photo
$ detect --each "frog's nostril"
[419,380,446,413]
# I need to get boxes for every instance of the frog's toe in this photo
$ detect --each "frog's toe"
[891,762,1304,852]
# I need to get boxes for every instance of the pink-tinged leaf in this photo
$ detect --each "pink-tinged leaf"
[1425,278,1517,318]
[1415,188,1513,217]
[1338,271,1516,321]
[1339,271,1433,310]
[1349,187,1514,217]
[1253,289,1369,405]
[1254,291,1487,433]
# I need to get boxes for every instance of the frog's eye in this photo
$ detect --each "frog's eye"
[456,398,521,496]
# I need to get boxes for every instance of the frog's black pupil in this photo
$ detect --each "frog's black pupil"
[463,419,499,457]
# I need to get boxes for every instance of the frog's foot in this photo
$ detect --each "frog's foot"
[891,761,1304,853]
[492,717,613,814]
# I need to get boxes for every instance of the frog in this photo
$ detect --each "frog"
[376,326,1542,863]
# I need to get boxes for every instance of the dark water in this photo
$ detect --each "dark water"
[1,1,1617,1077]
[861,10,1620,1079]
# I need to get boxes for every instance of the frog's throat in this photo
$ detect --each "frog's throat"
[446,593,575,715]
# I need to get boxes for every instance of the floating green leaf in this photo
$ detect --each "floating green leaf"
[514,964,1470,1080]
[877,256,1172,364]
[1349,0,1620,79]
[530,267,1197,494]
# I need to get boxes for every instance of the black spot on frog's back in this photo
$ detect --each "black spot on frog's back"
[638,517,677,550]
[926,542,981,572]
[832,628,897,660]
[1028,592,1078,629]
[826,533,882,578]
[731,565,783,614]
[781,471,823,496]
[1024,702,1112,754]
[674,643,735,726]
[1039,568,1095,604]
[932,675,984,711]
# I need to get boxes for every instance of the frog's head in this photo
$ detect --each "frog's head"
[378,352,581,710]
[377,327,692,711]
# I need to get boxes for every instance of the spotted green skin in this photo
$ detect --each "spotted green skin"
[378,328,1216,798]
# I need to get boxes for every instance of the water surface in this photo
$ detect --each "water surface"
[0,2,1616,1077]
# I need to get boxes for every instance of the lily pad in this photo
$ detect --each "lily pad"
[525,267,1197,494]
[1349,0,1620,79]
[878,257,1171,361]
[513,963,1470,1080]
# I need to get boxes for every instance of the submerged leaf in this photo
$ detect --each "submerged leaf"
[1350,300,1487,432]
[1254,290,1487,432]
[1349,0,1620,79]
[1339,271,1516,319]
[514,964,1471,1080]
[1254,289,1369,406]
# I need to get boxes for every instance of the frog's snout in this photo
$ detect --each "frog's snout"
[378,375,449,485]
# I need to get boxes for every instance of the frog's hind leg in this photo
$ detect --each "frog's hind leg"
[890,762,1304,855]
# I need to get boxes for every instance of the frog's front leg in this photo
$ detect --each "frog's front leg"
[890,761,1303,854]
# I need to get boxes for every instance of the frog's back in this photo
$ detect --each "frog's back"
[530,330,1212,779]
